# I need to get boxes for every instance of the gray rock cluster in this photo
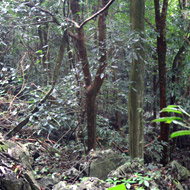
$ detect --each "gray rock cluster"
[0,144,189,190]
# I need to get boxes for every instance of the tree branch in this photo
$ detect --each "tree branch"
[24,1,61,26]
[145,17,158,32]
[66,0,115,29]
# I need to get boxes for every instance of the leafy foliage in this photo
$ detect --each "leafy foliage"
[106,171,160,190]
[0,142,9,152]
[1,0,190,167]
[152,105,190,138]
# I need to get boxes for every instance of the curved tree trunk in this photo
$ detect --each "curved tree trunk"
[71,0,109,152]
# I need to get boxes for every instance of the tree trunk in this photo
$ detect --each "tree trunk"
[128,0,145,159]
[37,22,51,85]
[70,0,109,152]
[152,64,157,128]
[113,67,121,131]
[154,0,169,165]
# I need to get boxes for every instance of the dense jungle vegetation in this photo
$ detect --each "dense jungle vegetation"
[0,0,190,189]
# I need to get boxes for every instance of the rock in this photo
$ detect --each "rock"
[0,165,32,190]
[52,177,112,190]
[108,158,144,178]
[52,181,78,190]
[24,171,41,190]
[56,150,126,182]
[37,176,58,190]
[169,160,190,181]
[79,177,112,190]
[0,139,41,190]
[86,149,126,180]
[62,167,83,181]
[107,159,160,189]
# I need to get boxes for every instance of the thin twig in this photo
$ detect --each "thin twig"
[9,52,27,111]
[145,17,158,32]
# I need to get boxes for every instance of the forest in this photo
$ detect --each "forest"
[0,0,190,189]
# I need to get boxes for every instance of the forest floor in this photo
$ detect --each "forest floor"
[0,128,190,190]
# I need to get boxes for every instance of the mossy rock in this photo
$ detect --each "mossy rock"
[87,149,127,180]
[169,160,190,181]
[0,139,40,190]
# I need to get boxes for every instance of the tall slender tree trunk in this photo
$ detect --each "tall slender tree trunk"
[154,0,169,165]
[128,0,145,159]
[152,64,157,127]
[37,21,51,85]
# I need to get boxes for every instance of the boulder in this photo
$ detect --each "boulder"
[86,149,126,180]
[108,158,144,178]
[169,160,190,181]
[0,139,40,190]
[62,167,83,182]
[0,166,33,190]
[37,176,58,190]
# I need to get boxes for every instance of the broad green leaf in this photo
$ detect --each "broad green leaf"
[166,105,179,108]
[152,117,183,124]
[172,120,187,128]
[107,183,126,190]
[170,130,190,138]
[160,108,182,114]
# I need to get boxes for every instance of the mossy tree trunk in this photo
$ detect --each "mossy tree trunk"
[128,0,145,159]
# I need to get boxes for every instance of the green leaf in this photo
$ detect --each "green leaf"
[160,108,182,114]
[152,117,183,124]
[107,183,126,190]
[179,107,190,117]
[172,120,187,128]
[80,177,89,181]
[36,49,43,54]
[144,180,149,187]
[170,130,190,138]
[166,105,179,108]
[126,183,131,189]
[35,60,40,64]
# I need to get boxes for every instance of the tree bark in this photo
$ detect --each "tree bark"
[70,0,109,152]
[128,0,145,159]
[152,64,157,127]
[154,0,169,165]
